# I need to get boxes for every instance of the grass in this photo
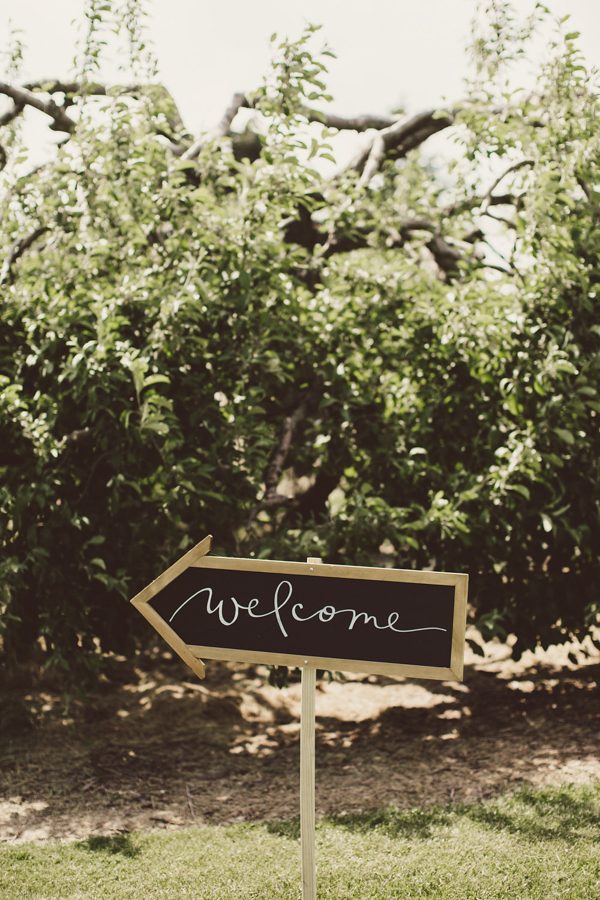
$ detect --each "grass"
[1,783,599,899]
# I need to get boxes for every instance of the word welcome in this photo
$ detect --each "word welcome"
[169,579,447,639]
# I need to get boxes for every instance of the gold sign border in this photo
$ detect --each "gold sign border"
[131,535,468,681]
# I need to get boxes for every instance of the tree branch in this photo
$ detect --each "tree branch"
[7,80,188,135]
[426,233,464,276]
[0,101,24,128]
[181,92,437,164]
[0,226,48,285]
[23,79,142,95]
[302,109,396,131]
[263,398,309,502]
[320,217,431,257]
[358,133,386,186]
[0,82,76,132]
[2,75,456,181]
[245,395,315,529]
[181,92,250,161]
[320,217,483,278]
[348,108,455,180]
[480,158,535,211]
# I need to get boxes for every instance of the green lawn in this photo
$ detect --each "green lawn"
[2,783,599,899]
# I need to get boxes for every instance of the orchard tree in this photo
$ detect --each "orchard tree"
[0,0,598,678]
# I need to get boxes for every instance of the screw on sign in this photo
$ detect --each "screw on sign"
[130,535,468,899]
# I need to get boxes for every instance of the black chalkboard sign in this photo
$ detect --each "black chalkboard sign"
[131,536,467,681]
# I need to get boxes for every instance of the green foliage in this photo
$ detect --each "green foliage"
[0,2,599,676]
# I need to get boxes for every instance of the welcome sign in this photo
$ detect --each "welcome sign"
[131,536,468,681]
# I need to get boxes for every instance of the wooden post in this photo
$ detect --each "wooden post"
[301,557,320,900]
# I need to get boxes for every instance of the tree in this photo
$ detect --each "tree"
[0,1,598,679]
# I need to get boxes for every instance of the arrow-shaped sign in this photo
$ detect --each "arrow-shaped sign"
[131,536,468,681]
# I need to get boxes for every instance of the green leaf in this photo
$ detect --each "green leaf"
[144,374,170,388]
[541,514,553,533]
[554,360,578,376]
[553,428,575,445]
[507,484,530,500]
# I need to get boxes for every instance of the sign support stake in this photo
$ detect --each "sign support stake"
[130,541,467,899]
[301,557,321,900]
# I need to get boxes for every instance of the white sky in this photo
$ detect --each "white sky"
[1,1,599,163]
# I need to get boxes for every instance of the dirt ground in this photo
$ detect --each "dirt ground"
[1,636,599,843]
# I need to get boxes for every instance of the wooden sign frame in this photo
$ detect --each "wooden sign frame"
[131,536,469,899]
[131,535,468,681]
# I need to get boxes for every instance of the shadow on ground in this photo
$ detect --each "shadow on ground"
[1,650,599,841]
[267,784,600,844]
[79,833,141,857]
